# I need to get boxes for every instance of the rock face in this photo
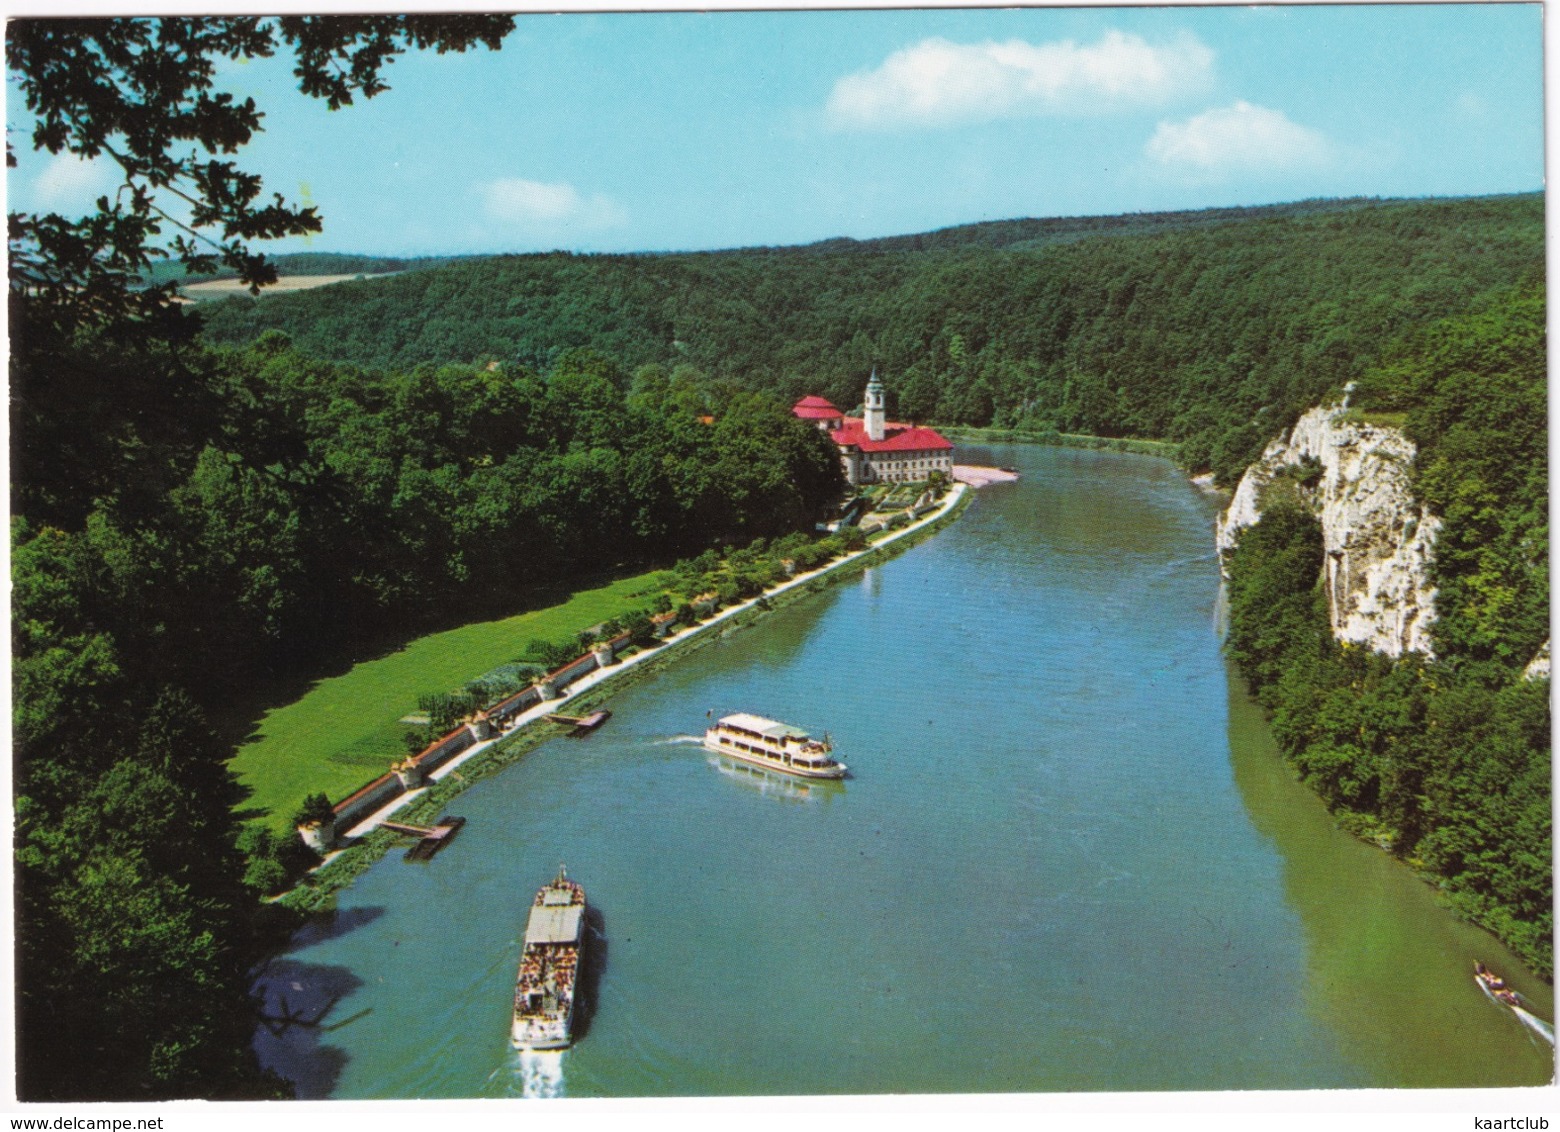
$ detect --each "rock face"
[1523,640,1550,681]
[1217,403,1441,658]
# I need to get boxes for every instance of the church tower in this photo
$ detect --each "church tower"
[864,369,886,442]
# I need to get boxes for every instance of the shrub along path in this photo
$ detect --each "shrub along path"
[231,570,672,831]
[282,482,970,910]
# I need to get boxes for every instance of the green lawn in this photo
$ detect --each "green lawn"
[231,569,672,830]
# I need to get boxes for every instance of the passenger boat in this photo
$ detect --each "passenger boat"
[703,713,847,779]
[512,867,586,1050]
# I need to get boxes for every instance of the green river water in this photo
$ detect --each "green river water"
[253,444,1553,1097]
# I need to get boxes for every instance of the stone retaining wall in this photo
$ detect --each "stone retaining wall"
[489,684,542,726]
[316,630,634,841]
[332,771,404,831]
[413,724,477,776]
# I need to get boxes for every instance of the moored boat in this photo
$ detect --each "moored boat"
[543,709,613,736]
[512,867,586,1050]
[703,713,847,779]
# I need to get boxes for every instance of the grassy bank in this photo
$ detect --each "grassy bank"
[278,488,972,913]
[232,570,672,831]
[939,425,1180,459]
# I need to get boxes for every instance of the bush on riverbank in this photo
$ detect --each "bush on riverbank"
[278,485,971,914]
[11,331,851,1100]
[1224,287,1551,980]
[671,529,856,613]
[268,513,897,895]
[1227,504,1552,979]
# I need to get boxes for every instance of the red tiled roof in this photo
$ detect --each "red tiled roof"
[411,725,471,766]
[831,418,953,453]
[792,395,843,420]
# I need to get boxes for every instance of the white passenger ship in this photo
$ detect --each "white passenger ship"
[512,867,586,1050]
[703,713,847,779]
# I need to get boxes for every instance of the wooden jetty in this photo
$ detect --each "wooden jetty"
[383,815,466,861]
[544,709,612,736]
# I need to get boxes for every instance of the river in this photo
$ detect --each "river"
[253,443,1553,1097]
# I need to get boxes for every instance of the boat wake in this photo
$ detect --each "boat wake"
[656,734,706,746]
[1477,968,1555,1048]
[518,1049,565,1098]
[1512,1006,1556,1046]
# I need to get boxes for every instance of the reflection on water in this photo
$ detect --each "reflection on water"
[708,753,846,804]
[251,956,363,1099]
[1224,659,1554,1088]
[255,443,1553,1097]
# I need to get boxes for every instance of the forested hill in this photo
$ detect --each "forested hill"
[200,193,1543,482]
[791,196,1389,255]
[1223,282,1551,976]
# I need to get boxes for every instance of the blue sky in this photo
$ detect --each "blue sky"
[6,4,1545,257]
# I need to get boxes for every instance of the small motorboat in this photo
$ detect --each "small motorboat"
[1475,960,1556,1046]
[1474,960,1524,1008]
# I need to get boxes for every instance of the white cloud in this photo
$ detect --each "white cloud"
[1146,101,1333,178]
[827,30,1214,129]
[480,178,626,233]
[30,152,119,210]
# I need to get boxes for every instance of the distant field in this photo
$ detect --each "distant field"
[180,273,393,301]
[232,569,672,830]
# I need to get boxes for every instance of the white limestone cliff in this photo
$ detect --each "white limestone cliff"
[1216,402,1441,658]
[1523,639,1550,681]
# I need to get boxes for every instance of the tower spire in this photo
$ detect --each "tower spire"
[864,369,886,442]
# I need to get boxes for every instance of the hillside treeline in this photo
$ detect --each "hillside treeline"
[14,189,1550,1098]
[11,324,842,1098]
[200,194,1543,483]
[1224,284,1551,976]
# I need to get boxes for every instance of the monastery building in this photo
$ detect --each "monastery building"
[793,372,954,486]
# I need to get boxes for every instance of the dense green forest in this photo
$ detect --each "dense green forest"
[200,189,1549,973]
[10,14,962,1100]
[17,195,1551,1099]
[1224,284,1550,976]
[201,193,1543,484]
[13,49,1549,1092]
[12,329,844,1098]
